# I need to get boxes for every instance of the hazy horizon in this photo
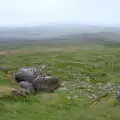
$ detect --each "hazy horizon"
[0,0,120,27]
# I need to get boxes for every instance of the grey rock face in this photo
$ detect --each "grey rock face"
[13,67,60,96]
[33,76,60,92]
[15,67,40,83]
[19,81,35,93]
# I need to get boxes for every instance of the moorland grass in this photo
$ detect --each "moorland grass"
[0,42,120,120]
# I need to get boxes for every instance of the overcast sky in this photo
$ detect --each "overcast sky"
[0,0,120,26]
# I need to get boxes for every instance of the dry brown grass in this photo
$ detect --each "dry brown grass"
[0,50,19,55]
[0,86,12,95]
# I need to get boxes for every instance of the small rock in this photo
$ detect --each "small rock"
[61,82,66,87]
[11,88,30,96]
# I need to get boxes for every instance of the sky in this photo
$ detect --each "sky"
[0,0,120,26]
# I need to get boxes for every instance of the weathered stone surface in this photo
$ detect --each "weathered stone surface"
[13,67,60,95]
[58,81,120,101]
[15,67,40,83]
[33,76,60,92]
[19,81,35,93]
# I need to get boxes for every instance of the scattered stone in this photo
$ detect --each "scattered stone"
[11,88,30,96]
[61,82,66,87]
[13,67,120,101]
[59,81,120,101]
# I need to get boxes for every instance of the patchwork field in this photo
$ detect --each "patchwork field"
[0,41,120,120]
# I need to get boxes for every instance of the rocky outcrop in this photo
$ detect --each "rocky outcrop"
[12,67,60,96]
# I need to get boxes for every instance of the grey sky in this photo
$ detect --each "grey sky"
[0,0,120,26]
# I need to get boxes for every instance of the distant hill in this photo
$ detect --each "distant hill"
[55,32,120,43]
[0,24,120,43]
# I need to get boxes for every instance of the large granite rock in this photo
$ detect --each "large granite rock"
[13,67,60,96]
[33,76,60,92]
[15,67,40,83]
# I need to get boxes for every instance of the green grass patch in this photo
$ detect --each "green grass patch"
[0,42,120,120]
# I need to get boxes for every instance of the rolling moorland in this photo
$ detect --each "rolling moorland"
[0,25,120,120]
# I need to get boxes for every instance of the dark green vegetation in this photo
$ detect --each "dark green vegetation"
[0,41,120,120]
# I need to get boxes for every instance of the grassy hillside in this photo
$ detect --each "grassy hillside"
[0,41,120,120]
